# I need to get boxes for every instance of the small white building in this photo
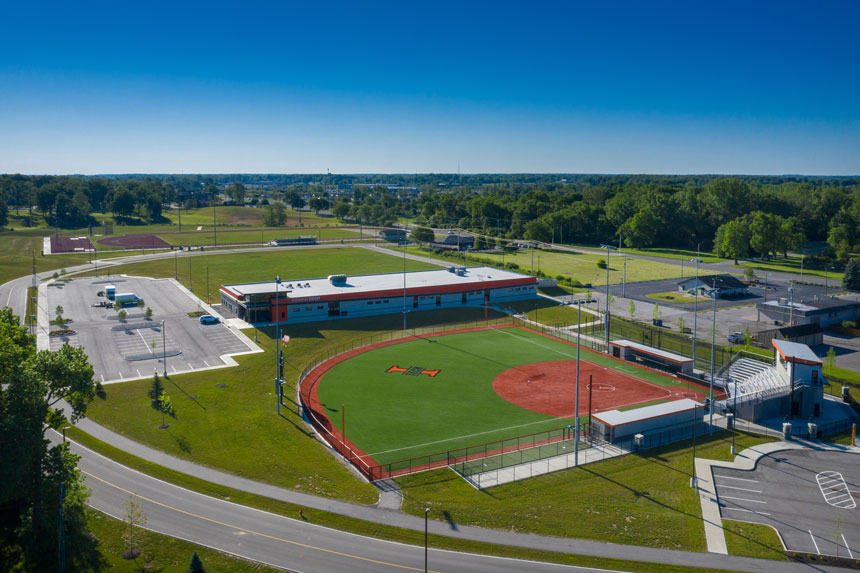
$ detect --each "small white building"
[757,296,860,328]
[677,274,749,299]
[592,399,702,443]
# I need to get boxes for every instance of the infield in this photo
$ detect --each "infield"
[303,325,712,469]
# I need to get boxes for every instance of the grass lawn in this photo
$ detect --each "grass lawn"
[87,246,437,305]
[86,508,276,571]
[646,291,709,304]
[391,245,701,285]
[396,431,778,551]
[317,326,719,466]
[736,255,844,281]
[826,364,860,386]
[722,520,788,561]
[156,226,357,246]
[67,428,731,573]
[615,247,726,264]
[84,306,504,503]
[502,298,598,326]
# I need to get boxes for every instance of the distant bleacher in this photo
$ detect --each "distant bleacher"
[721,357,788,402]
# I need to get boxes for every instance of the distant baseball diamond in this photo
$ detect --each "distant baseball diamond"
[677,274,748,299]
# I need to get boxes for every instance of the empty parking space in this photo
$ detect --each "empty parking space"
[45,276,258,383]
[715,449,860,557]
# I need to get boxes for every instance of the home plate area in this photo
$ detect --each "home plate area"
[492,360,707,418]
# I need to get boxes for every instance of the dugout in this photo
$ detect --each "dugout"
[592,398,702,443]
[608,339,694,374]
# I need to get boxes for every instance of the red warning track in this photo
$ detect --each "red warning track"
[492,360,706,418]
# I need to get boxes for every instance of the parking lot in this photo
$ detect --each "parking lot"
[716,448,860,557]
[45,276,258,383]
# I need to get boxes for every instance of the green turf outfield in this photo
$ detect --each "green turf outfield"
[315,326,703,466]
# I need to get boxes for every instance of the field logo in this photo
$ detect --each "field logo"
[386,365,440,377]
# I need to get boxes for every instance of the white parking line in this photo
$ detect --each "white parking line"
[810,531,820,554]
[721,507,771,516]
[118,371,124,380]
[720,495,766,504]
[714,475,758,483]
[203,360,210,368]
[187,362,193,370]
[717,484,762,493]
[136,369,141,377]
[816,471,856,509]
[843,534,854,558]
[171,365,177,373]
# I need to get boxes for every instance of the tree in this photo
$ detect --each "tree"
[628,300,636,319]
[715,218,751,264]
[749,211,780,258]
[112,189,136,217]
[843,259,860,291]
[677,315,685,333]
[137,298,145,312]
[826,346,836,376]
[0,200,7,228]
[145,193,163,220]
[227,182,246,204]
[743,267,757,282]
[145,307,153,320]
[308,197,330,214]
[0,309,97,569]
[118,309,127,322]
[742,328,752,346]
[474,235,486,250]
[410,226,435,245]
[332,200,351,220]
[188,550,206,572]
[55,304,65,325]
[114,300,123,313]
[122,495,147,559]
[621,209,660,248]
[148,373,164,406]
[261,202,287,227]
[652,302,662,322]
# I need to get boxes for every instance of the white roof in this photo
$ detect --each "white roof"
[609,339,692,364]
[772,339,821,364]
[224,266,533,298]
[593,398,701,427]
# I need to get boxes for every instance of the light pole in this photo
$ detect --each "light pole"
[600,244,617,349]
[213,196,217,248]
[402,240,407,331]
[692,243,702,369]
[622,255,627,298]
[709,291,717,432]
[275,276,281,413]
[574,299,582,466]
[161,320,167,377]
[424,507,430,573]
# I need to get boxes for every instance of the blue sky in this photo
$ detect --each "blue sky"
[1,1,858,175]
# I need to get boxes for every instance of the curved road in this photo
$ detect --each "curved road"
[4,246,846,572]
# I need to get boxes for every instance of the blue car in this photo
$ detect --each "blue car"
[199,315,220,325]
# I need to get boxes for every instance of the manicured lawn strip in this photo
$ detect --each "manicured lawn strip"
[646,291,709,304]
[827,365,860,386]
[722,520,789,561]
[24,286,37,325]
[736,256,843,281]
[156,226,357,246]
[615,247,726,264]
[0,231,123,284]
[319,326,721,464]
[86,508,278,571]
[387,245,701,284]
[502,298,598,326]
[67,427,735,573]
[83,306,502,503]
[397,431,778,551]
[88,247,438,306]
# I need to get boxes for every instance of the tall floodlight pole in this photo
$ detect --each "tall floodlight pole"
[275,276,281,412]
[424,507,430,573]
[402,241,407,331]
[600,244,617,349]
[692,243,701,369]
[213,196,217,248]
[161,320,167,376]
[709,291,717,432]
[574,299,582,466]
[622,255,627,298]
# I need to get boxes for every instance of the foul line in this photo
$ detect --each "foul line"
[82,470,436,572]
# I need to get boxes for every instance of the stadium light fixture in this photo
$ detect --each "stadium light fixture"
[599,245,617,349]
[691,243,701,368]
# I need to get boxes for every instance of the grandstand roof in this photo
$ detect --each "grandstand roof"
[678,274,747,290]
[593,398,701,428]
[772,339,821,365]
[609,339,692,364]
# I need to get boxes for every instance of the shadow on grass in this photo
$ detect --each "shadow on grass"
[164,374,206,411]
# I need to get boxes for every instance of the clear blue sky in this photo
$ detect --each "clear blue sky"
[1,1,858,175]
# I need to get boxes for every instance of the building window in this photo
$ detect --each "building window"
[305,306,312,311]
[317,305,324,310]
[383,299,389,303]
[367,301,373,305]
[375,300,381,304]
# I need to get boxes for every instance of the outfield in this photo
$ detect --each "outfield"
[303,325,713,473]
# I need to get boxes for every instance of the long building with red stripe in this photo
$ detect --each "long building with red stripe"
[219,266,538,324]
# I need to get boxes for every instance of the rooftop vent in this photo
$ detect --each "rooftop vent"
[328,274,347,284]
[779,298,788,306]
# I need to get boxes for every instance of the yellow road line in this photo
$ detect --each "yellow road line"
[83,470,437,572]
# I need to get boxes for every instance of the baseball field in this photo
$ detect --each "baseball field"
[301,324,712,475]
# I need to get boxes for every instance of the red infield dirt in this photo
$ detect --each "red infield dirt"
[97,233,171,249]
[50,236,95,253]
[492,360,706,417]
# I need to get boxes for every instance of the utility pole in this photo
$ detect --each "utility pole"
[174,250,178,280]
[162,320,167,376]
[600,244,617,349]
[692,243,701,369]
[402,241,407,331]
[213,195,217,248]
[206,266,210,305]
[709,293,717,432]
[275,276,281,414]
[575,299,582,466]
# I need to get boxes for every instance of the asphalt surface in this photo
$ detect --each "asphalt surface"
[45,276,250,383]
[715,449,860,558]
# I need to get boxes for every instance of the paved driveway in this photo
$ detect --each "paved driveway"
[715,449,860,557]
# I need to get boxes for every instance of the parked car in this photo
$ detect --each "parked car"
[726,332,744,344]
[199,315,220,325]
